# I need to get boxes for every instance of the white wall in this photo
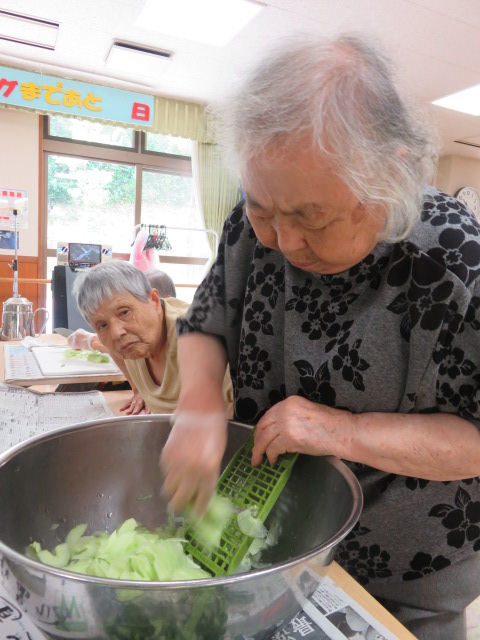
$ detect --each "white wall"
[434,154,480,198]
[0,109,39,257]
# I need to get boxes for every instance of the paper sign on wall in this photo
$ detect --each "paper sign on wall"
[0,187,28,229]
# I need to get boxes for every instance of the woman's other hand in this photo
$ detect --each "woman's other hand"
[252,396,347,466]
[67,328,104,352]
[67,328,94,350]
[119,392,150,415]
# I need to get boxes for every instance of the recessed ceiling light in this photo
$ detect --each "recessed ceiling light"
[135,0,264,47]
[0,9,58,50]
[106,41,173,77]
[433,85,480,117]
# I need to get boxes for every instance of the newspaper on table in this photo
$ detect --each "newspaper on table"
[0,568,402,640]
[0,579,45,639]
[266,569,400,640]
[0,382,113,454]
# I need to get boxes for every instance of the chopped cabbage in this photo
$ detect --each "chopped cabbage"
[237,507,268,539]
[27,497,278,580]
[27,517,210,581]
[234,507,278,573]
[64,348,109,364]
[186,494,236,549]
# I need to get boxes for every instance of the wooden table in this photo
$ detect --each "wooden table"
[319,563,417,639]
[0,333,126,387]
[100,389,417,639]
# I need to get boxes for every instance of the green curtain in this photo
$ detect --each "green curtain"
[193,141,242,263]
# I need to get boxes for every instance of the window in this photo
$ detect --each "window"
[47,155,135,253]
[42,116,208,321]
[140,169,211,286]
[47,115,135,148]
[144,132,192,156]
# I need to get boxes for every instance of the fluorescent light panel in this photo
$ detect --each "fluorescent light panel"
[0,10,58,50]
[106,41,172,77]
[433,85,480,117]
[135,0,263,47]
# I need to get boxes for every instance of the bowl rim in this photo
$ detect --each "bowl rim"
[0,415,363,589]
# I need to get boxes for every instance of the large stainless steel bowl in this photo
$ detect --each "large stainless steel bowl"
[0,415,362,639]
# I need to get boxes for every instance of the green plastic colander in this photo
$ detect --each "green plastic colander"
[184,431,298,576]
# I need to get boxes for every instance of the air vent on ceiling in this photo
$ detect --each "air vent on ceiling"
[0,10,58,50]
[455,138,480,150]
[106,40,173,77]
[112,41,172,59]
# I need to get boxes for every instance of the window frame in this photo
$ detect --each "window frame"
[43,115,139,152]
[40,116,203,279]
[140,131,192,160]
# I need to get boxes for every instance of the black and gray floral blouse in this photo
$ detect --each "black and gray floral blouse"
[177,186,480,586]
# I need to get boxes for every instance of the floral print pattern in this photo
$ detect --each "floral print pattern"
[403,552,451,581]
[178,187,480,584]
[429,485,480,550]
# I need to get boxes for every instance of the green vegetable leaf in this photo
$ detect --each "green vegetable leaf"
[185,494,236,550]
[28,518,210,582]
[64,348,109,364]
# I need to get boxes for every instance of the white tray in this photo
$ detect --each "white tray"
[31,346,120,377]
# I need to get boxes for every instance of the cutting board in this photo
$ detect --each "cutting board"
[31,347,121,377]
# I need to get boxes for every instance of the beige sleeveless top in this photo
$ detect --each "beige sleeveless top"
[125,297,233,415]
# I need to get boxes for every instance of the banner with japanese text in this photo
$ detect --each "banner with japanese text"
[0,65,154,127]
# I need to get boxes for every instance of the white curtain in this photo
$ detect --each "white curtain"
[192,141,242,275]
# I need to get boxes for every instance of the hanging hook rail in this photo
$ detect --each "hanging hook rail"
[132,223,219,254]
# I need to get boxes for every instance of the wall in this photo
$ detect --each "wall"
[0,109,40,311]
[434,154,480,197]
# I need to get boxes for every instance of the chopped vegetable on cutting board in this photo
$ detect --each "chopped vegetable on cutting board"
[64,348,110,364]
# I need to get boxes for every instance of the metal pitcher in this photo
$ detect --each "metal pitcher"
[0,295,49,341]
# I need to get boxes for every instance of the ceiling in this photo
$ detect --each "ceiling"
[2,0,480,159]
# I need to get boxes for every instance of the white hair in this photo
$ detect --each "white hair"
[212,32,438,242]
[73,261,151,319]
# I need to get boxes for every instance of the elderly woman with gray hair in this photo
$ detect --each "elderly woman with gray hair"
[72,261,233,416]
[160,33,480,639]
[67,267,178,413]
